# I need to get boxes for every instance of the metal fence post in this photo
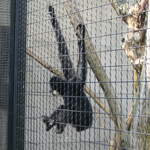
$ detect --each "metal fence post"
[8,0,27,150]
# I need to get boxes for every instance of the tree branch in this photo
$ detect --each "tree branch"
[64,0,123,129]
[109,0,147,30]
[108,0,127,15]
[125,0,148,131]
[135,1,150,149]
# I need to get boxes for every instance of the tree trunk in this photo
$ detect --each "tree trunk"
[136,1,150,149]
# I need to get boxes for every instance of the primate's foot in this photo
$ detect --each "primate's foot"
[42,116,55,131]
[42,115,49,123]
[55,124,65,134]
[49,6,54,13]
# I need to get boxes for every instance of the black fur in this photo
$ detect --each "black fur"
[43,6,93,133]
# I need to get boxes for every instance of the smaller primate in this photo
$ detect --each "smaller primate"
[42,6,93,134]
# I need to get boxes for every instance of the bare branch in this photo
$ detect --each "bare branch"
[64,0,123,129]
[125,0,148,131]
[84,88,110,114]
[135,2,150,149]
[109,0,147,29]
[126,89,140,131]
[107,0,129,15]
[27,50,63,77]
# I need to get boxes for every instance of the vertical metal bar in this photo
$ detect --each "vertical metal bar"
[7,0,16,149]
[8,0,27,150]
[15,0,27,149]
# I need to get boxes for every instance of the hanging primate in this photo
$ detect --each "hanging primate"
[42,6,93,134]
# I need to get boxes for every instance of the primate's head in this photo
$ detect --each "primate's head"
[76,24,86,39]
[49,76,65,95]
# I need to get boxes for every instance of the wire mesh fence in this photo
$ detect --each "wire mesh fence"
[8,0,150,149]
[0,0,10,150]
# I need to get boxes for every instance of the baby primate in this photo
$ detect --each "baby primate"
[43,6,93,134]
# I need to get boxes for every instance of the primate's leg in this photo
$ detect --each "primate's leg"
[75,25,93,132]
[76,24,87,87]
[49,6,75,79]
[43,105,71,133]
